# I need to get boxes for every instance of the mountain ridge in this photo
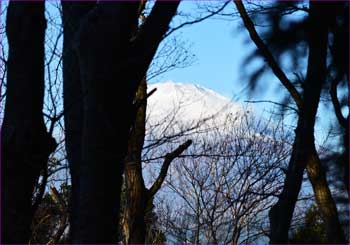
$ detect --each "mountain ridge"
[146,81,242,125]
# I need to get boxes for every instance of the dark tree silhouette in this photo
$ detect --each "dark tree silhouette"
[61,2,96,241]
[234,1,346,243]
[60,2,180,243]
[1,2,57,243]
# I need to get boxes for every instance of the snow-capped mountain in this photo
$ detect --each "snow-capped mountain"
[146,81,242,127]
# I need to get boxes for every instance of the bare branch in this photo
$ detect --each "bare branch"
[244,100,298,114]
[164,1,231,38]
[31,166,49,214]
[234,0,303,110]
[148,139,192,197]
[48,186,68,244]
[134,87,157,111]
[330,77,347,128]
[131,1,180,67]
[50,186,66,213]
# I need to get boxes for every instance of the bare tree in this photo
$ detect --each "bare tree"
[152,112,297,244]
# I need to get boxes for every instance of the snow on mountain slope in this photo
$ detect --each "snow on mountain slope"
[146,81,242,127]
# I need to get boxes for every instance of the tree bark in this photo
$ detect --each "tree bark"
[231,225,242,244]
[269,3,345,243]
[122,77,192,244]
[61,2,95,241]
[120,78,194,245]
[72,2,179,243]
[123,78,148,244]
[1,2,57,243]
[305,148,346,243]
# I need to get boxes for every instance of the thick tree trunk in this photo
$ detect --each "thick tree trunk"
[72,2,179,243]
[269,3,345,244]
[1,2,56,243]
[61,2,95,241]
[73,5,139,243]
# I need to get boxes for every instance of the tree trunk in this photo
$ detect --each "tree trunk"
[269,2,345,244]
[73,5,139,243]
[123,78,148,244]
[61,2,95,241]
[72,2,179,243]
[234,1,345,243]
[1,2,56,243]
[122,77,193,243]
[123,165,148,244]
[231,224,241,244]
[306,148,346,243]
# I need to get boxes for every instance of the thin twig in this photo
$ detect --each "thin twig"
[244,100,298,113]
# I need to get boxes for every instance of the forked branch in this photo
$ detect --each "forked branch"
[149,139,192,197]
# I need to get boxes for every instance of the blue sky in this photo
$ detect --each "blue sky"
[150,2,249,101]
[0,1,344,149]
[150,1,345,149]
[151,2,290,126]
[151,1,294,114]
[0,2,346,242]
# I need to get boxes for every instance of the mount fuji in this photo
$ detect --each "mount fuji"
[146,81,243,127]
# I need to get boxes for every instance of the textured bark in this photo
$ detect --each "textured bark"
[49,187,68,244]
[61,2,95,241]
[123,138,192,244]
[123,166,148,244]
[269,3,345,243]
[306,149,345,243]
[72,2,179,243]
[122,78,192,244]
[123,78,148,244]
[1,2,57,243]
